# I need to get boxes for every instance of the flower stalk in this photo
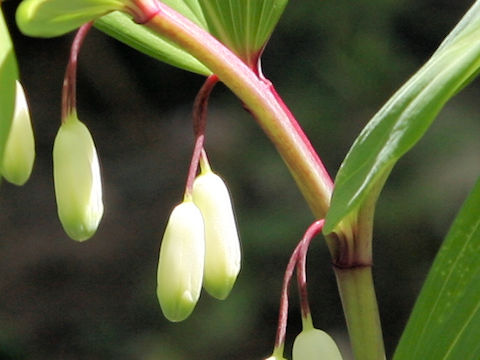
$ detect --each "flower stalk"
[184,74,218,198]
[141,1,333,218]
[270,220,324,358]
[296,220,325,325]
[61,21,93,121]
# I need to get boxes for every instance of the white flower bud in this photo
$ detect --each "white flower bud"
[1,81,35,185]
[157,201,205,322]
[53,114,103,241]
[293,328,343,360]
[193,171,241,300]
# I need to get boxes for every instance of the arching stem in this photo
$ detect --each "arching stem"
[184,74,218,199]
[61,22,93,121]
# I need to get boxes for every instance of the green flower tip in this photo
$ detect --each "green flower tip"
[157,201,205,322]
[265,355,287,360]
[292,328,343,360]
[1,81,35,186]
[16,0,129,37]
[53,114,103,241]
[192,170,241,300]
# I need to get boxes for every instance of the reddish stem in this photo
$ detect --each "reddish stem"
[273,238,302,351]
[61,22,93,121]
[184,74,218,197]
[273,219,325,350]
[127,0,160,24]
[296,220,325,320]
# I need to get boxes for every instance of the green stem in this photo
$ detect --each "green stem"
[334,266,386,360]
[141,1,333,218]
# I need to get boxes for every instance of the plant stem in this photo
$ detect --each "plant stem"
[334,266,385,360]
[61,22,93,121]
[273,239,301,355]
[141,2,333,218]
[184,74,218,198]
[296,220,324,322]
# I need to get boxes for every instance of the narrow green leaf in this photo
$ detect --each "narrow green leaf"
[324,1,480,235]
[94,12,211,76]
[0,6,18,164]
[394,177,480,360]
[16,0,127,37]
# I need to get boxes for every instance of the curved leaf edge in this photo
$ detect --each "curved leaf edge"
[95,11,211,76]
[324,1,480,235]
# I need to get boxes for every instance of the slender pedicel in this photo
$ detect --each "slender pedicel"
[184,74,218,198]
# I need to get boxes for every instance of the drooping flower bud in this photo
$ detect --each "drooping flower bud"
[53,113,103,241]
[192,170,241,300]
[292,328,343,360]
[1,81,35,186]
[157,201,205,322]
[0,7,19,164]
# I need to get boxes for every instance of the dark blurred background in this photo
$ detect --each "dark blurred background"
[1,0,480,359]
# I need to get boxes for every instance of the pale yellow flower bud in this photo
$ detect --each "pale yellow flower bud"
[157,201,205,322]
[193,171,241,300]
[292,328,343,360]
[1,81,35,185]
[53,114,103,241]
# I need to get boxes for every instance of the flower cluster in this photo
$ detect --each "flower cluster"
[9,0,343,353]
[157,163,241,322]
[43,20,241,321]
[156,74,241,322]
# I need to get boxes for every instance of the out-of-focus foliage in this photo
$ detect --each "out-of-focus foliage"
[0,1,479,359]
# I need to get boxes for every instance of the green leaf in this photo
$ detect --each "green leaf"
[199,0,288,66]
[394,177,480,360]
[16,0,127,37]
[0,6,18,164]
[94,12,211,76]
[324,0,480,235]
